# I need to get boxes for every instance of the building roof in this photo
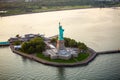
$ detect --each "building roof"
[14,45,21,49]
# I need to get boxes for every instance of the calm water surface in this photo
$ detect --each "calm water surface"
[0,8,120,80]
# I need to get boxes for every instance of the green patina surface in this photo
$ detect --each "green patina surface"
[58,23,64,40]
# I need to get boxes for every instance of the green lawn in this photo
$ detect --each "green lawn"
[36,52,89,63]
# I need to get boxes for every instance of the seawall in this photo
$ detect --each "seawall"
[10,44,97,67]
[97,50,120,54]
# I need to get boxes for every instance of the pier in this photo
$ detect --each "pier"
[0,42,10,46]
[97,50,120,54]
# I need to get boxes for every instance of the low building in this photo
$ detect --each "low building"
[19,38,28,42]
[14,45,21,50]
[25,34,45,41]
[8,38,19,43]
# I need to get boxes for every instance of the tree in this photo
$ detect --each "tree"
[21,37,46,54]
[50,38,57,43]
[64,37,71,47]
[13,40,22,45]
[64,37,88,50]
[21,42,29,53]
[28,46,35,54]
[69,39,77,47]
[78,42,87,50]
[16,34,20,38]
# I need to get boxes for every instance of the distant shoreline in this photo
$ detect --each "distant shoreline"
[0,6,92,17]
[1,6,120,17]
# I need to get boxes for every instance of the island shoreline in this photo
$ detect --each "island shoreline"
[0,7,93,17]
[10,44,97,67]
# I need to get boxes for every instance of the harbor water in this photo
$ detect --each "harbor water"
[0,8,120,80]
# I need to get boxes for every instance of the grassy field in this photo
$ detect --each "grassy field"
[36,52,89,63]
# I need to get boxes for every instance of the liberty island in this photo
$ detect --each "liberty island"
[8,23,97,67]
[7,23,119,67]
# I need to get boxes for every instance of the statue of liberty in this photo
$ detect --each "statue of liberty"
[58,22,64,40]
[57,22,66,50]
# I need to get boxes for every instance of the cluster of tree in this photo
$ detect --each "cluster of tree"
[21,37,45,54]
[50,37,57,43]
[13,40,22,45]
[50,37,88,50]
[64,37,77,47]
[64,37,88,50]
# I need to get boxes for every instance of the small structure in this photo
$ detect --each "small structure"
[24,34,45,41]
[8,34,45,43]
[14,45,21,50]
[8,38,19,43]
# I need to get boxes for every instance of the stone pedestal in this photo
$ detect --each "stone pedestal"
[56,40,65,50]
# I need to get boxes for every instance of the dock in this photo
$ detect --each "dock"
[97,50,120,54]
[0,42,10,46]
